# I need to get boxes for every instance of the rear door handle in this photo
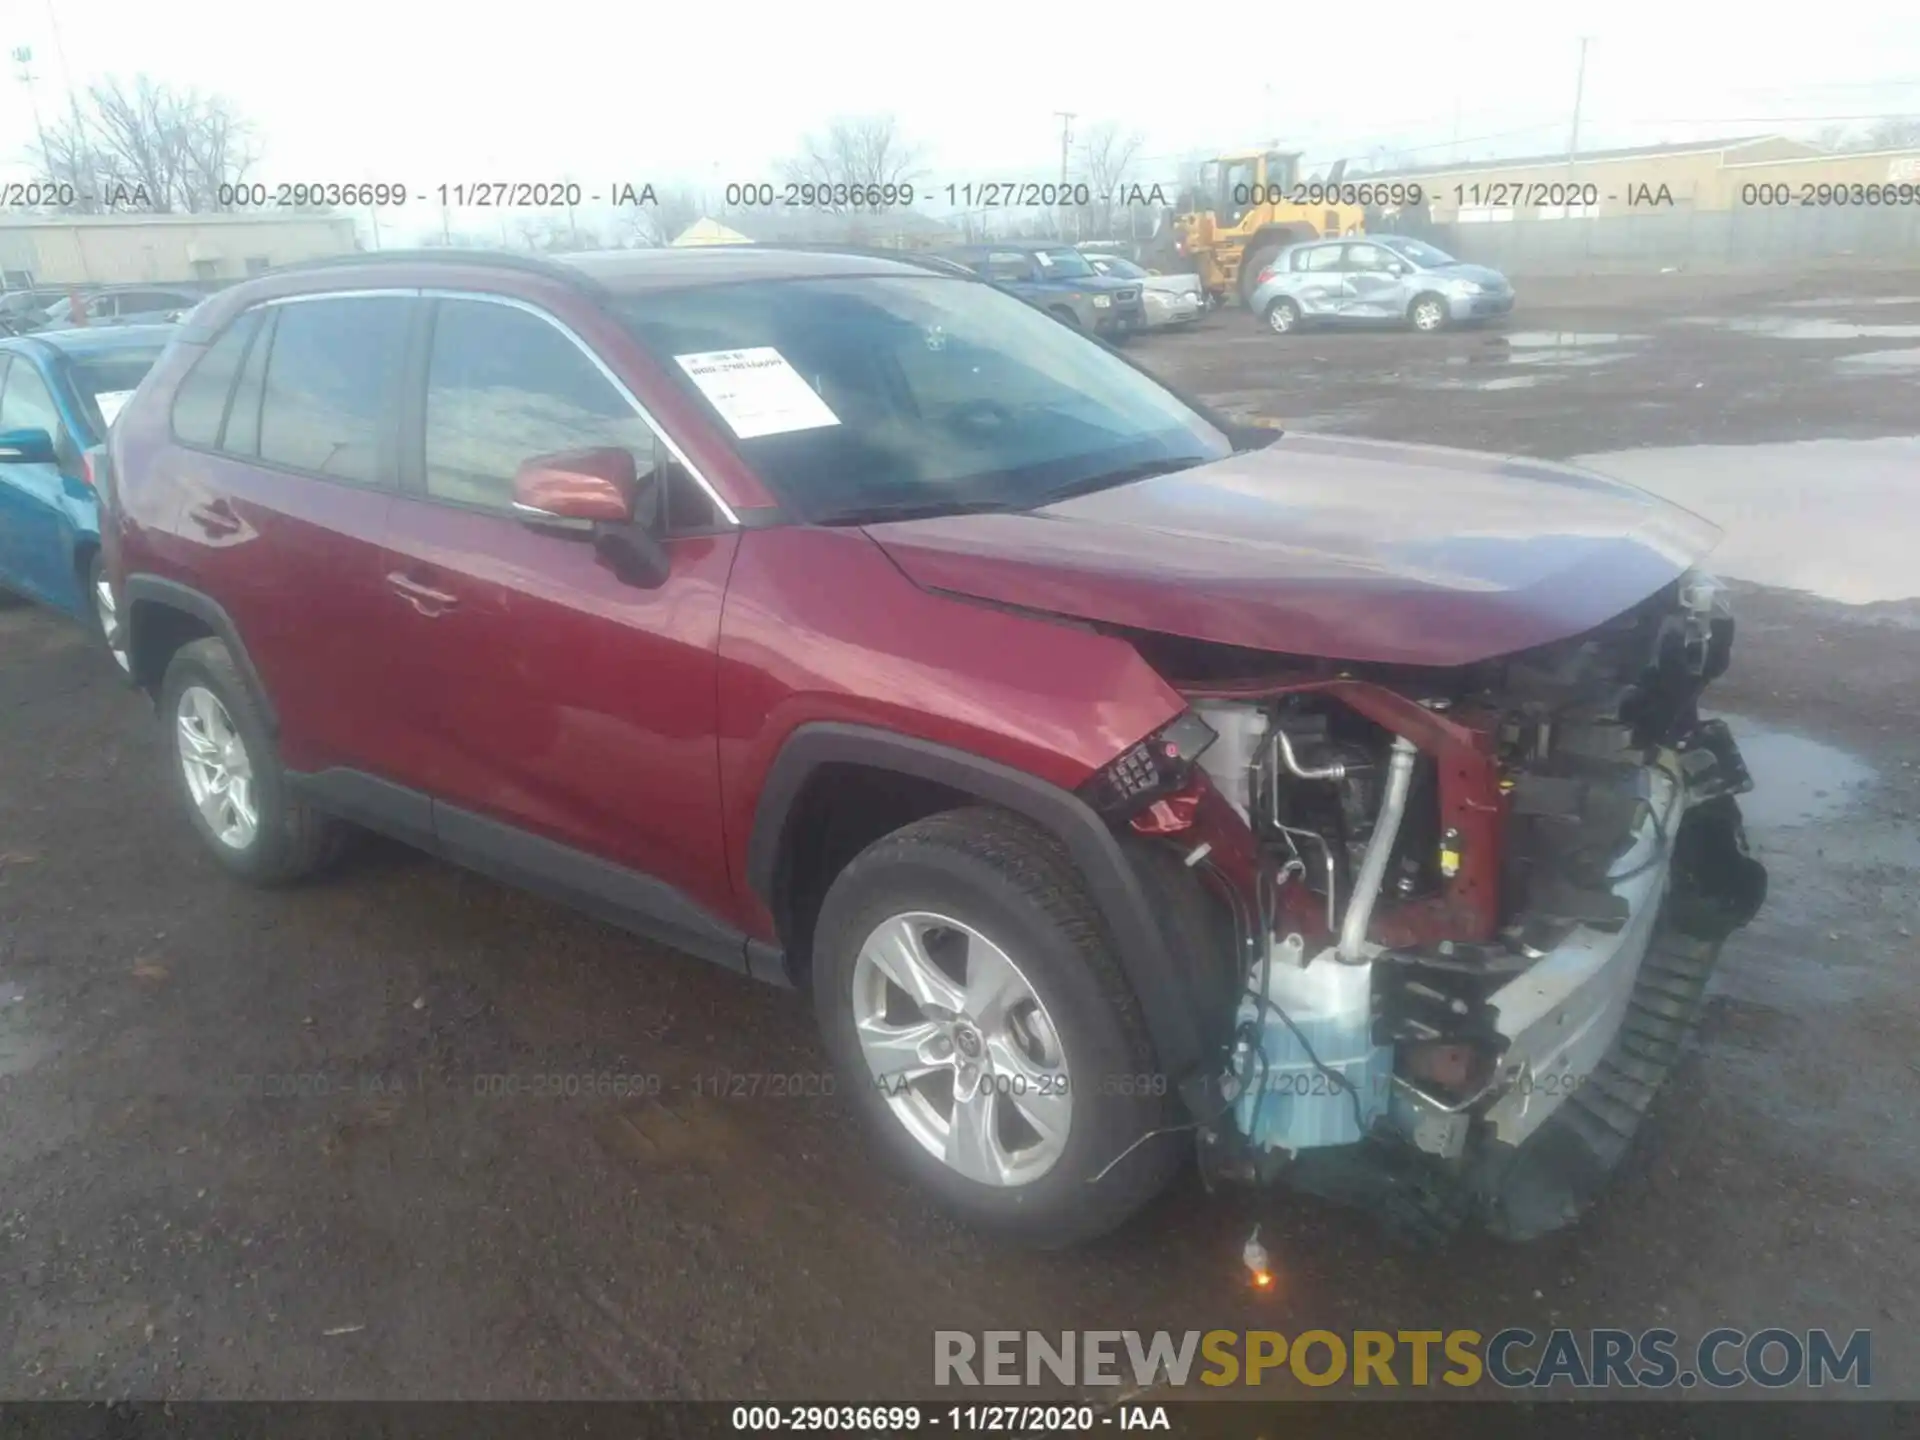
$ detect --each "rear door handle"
[386,570,460,617]
[186,499,240,537]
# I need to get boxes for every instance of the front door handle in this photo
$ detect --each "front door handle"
[185,499,241,537]
[386,571,460,617]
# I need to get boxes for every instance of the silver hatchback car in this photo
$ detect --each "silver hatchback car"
[1248,235,1514,335]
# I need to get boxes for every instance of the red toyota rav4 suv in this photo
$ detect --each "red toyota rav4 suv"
[104,248,1765,1247]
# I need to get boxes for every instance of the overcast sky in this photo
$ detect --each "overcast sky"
[3,0,1918,241]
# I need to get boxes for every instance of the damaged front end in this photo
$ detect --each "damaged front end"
[1095,571,1768,1243]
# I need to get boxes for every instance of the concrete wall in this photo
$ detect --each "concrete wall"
[1398,203,1920,276]
[1373,140,1833,222]
[0,216,360,286]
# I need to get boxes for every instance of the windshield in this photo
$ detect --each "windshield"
[1093,256,1148,279]
[1379,237,1458,268]
[618,276,1230,522]
[1031,247,1097,280]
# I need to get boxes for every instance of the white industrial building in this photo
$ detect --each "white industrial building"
[0,212,360,289]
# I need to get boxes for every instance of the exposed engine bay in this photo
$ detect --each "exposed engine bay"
[1094,570,1769,1241]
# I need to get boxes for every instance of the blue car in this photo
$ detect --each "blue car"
[0,325,174,670]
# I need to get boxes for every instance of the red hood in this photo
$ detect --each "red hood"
[863,431,1722,668]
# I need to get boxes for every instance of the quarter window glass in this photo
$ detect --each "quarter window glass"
[257,296,410,485]
[224,308,275,457]
[423,298,658,512]
[170,310,260,447]
[0,359,62,438]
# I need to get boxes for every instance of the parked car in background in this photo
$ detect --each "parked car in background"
[0,288,79,336]
[939,244,1146,339]
[0,325,173,670]
[1249,237,1515,335]
[1082,254,1205,329]
[34,285,207,332]
[102,247,1762,1251]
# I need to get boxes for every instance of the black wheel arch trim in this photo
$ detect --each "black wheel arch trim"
[122,574,278,731]
[748,722,1220,1108]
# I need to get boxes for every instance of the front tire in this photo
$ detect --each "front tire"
[1408,292,1451,332]
[159,637,346,884]
[812,808,1182,1248]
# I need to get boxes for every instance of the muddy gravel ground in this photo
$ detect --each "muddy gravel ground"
[3,267,1918,1405]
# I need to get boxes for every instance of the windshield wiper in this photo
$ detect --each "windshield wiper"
[1032,456,1208,506]
[812,497,1021,526]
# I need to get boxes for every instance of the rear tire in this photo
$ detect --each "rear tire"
[85,551,130,675]
[812,807,1183,1248]
[159,637,346,885]
[1264,298,1301,335]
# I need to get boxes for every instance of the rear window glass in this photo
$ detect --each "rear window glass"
[171,312,261,447]
[255,295,410,485]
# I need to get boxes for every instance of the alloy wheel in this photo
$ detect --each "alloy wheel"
[1267,302,1297,334]
[176,684,258,849]
[851,911,1073,1187]
[1413,298,1447,331]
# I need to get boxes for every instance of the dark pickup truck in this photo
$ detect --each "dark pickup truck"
[940,243,1145,339]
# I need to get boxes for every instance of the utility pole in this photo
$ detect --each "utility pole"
[11,48,53,172]
[1567,37,1591,172]
[1054,110,1075,240]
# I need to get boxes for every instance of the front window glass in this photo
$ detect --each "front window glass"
[1378,237,1457,268]
[619,276,1230,523]
[1031,247,1095,279]
[424,298,659,512]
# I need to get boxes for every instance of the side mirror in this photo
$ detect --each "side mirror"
[0,426,56,464]
[510,446,671,589]
[1388,261,1410,276]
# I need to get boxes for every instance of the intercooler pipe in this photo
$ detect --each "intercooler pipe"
[1337,736,1420,962]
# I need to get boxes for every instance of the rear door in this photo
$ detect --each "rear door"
[166,291,416,781]
[1337,241,1404,320]
[1291,244,1346,317]
[0,352,82,608]
[378,292,738,923]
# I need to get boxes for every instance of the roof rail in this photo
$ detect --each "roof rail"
[261,247,607,291]
[738,241,978,277]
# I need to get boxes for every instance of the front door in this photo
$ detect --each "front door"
[1338,241,1409,321]
[0,354,81,609]
[379,294,737,924]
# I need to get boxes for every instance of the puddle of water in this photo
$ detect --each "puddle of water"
[1501,331,1643,348]
[1450,348,1629,369]
[1574,437,1920,605]
[1780,295,1920,309]
[1710,316,1920,340]
[1411,374,1547,391]
[1834,347,1920,372]
[1708,713,1876,829]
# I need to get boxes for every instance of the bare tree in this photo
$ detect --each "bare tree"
[1812,117,1920,153]
[624,185,705,246]
[1074,121,1143,240]
[1863,116,1920,150]
[30,76,259,213]
[778,115,924,214]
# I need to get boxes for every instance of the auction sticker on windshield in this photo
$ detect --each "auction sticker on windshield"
[674,347,840,439]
